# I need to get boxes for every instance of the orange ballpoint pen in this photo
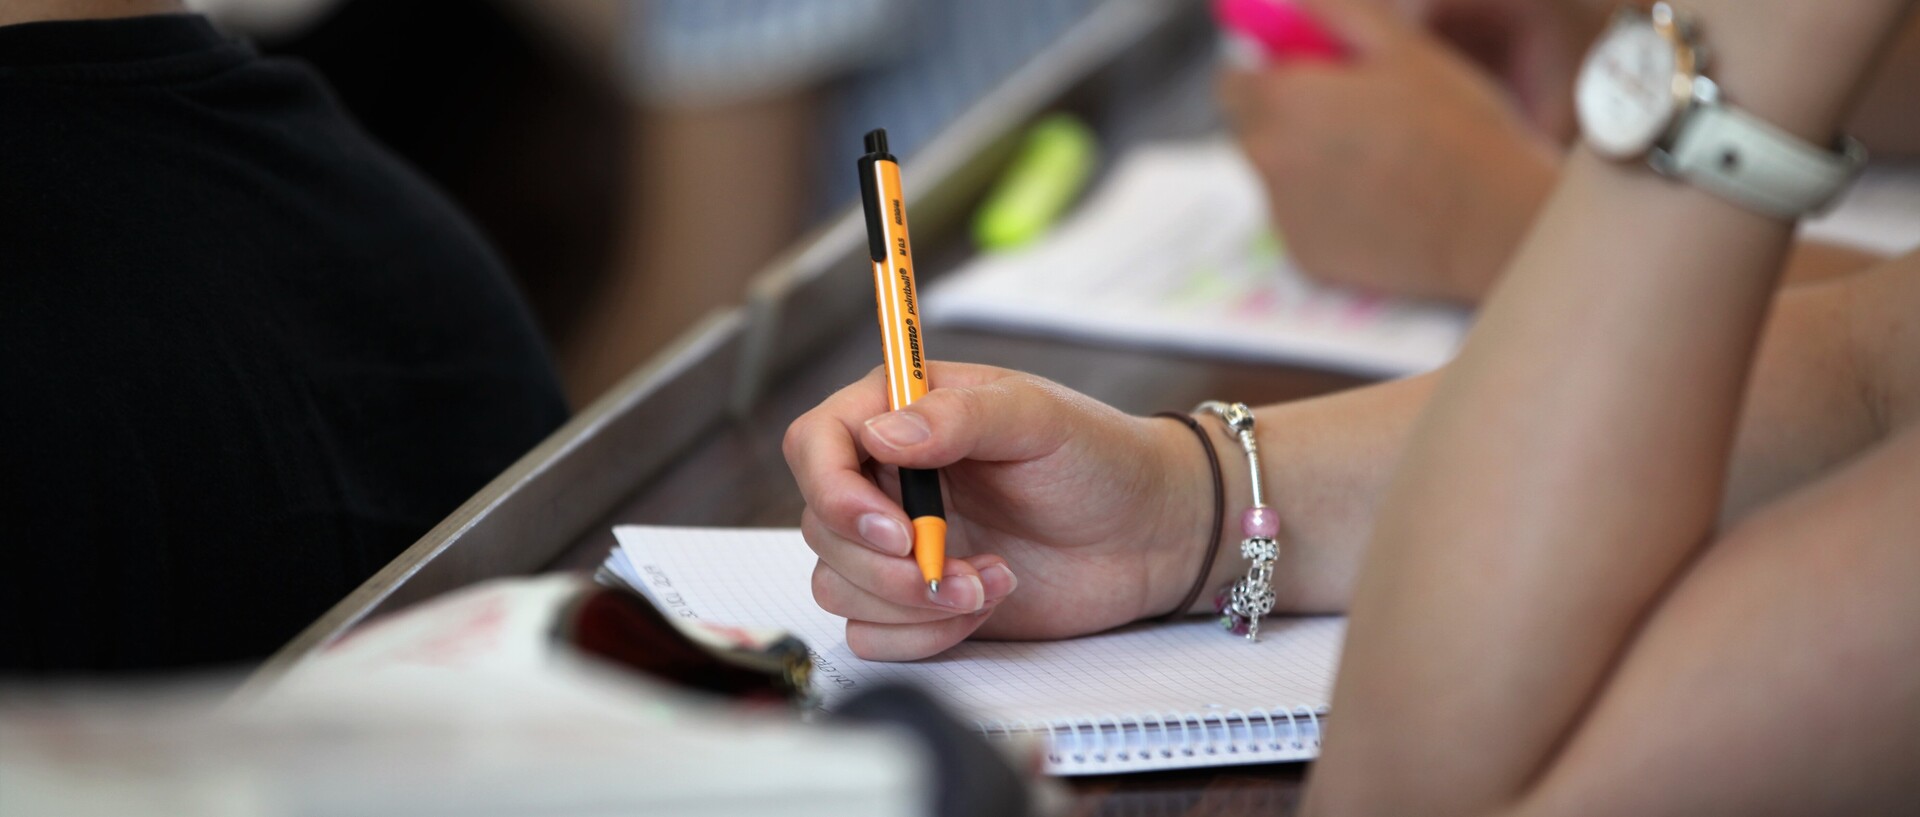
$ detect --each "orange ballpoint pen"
[857,129,947,595]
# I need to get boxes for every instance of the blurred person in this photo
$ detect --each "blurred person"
[0,0,567,672]
[1395,0,1612,141]
[785,0,1920,809]
[1222,0,1920,302]
[191,0,633,385]
[560,0,1111,404]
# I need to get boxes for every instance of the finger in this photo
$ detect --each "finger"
[860,374,1107,469]
[784,365,889,483]
[802,509,995,612]
[787,361,1023,551]
[1293,0,1408,56]
[1220,68,1296,138]
[813,563,970,624]
[1217,68,1259,128]
[845,611,995,662]
[1216,61,1350,136]
[812,554,1016,625]
[786,367,911,553]
[838,360,1034,446]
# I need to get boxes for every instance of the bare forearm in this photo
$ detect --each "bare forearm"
[1181,375,1437,616]
[1304,2,1912,813]
[1443,177,1882,303]
[1187,259,1880,617]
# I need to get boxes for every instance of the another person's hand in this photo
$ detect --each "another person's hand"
[783,362,1213,661]
[1221,0,1559,303]
[1392,0,1609,140]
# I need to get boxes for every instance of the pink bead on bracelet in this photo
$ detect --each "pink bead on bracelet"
[1196,401,1279,641]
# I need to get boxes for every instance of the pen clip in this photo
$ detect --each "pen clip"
[857,128,896,264]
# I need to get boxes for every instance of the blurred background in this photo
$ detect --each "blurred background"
[185,0,1116,407]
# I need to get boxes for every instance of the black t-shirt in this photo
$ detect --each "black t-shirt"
[0,15,570,672]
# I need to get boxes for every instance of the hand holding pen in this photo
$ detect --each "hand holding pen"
[782,131,1233,661]
[784,361,1226,661]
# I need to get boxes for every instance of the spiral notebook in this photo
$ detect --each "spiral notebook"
[602,525,1344,775]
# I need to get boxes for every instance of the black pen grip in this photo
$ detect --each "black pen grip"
[899,467,944,520]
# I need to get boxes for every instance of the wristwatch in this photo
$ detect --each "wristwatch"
[1574,2,1866,219]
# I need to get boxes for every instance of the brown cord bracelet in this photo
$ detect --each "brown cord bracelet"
[1152,412,1225,622]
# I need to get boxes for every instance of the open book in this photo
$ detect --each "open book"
[923,140,1472,377]
[602,525,1345,775]
[925,142,1920,378]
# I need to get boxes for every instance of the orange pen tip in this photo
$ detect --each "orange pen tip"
[911,515,947,585]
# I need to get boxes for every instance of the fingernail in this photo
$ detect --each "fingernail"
[856,513,912,557]
[866,411,931,449]
[929,574,984,612]
[980,563,1017,601]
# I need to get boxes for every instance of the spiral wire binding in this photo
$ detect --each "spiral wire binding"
[978,705,1329,770]
[982,718,1008,744]
[1257,708,1279,751]
[1225,710,1248,754]
[1123,713,1148,761]
[1203,712,1226,755]
[1094,714,1120,762]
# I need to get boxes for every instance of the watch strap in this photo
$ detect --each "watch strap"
[1665,103,1866,219]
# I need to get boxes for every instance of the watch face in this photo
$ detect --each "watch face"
[1576,17,1679,158]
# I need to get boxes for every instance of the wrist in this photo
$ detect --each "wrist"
[1139,413,1223,621]
[1196,412,1263,613]
[1192,401,1282,639]
[1148,405,1291,620]
[1655,1,1912,143]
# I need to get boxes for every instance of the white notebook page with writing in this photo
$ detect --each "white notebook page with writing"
[607,525,1345,774]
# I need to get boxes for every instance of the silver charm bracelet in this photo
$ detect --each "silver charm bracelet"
[1195,401,1279,641]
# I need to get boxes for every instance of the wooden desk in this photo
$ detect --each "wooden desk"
[1068,765,1308,817]
[263,2,1367,811]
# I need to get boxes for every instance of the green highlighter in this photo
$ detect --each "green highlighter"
[972,113,1099,251]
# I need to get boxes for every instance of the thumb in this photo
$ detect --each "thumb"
[860,374,1092,468]
[1291,0,1409,57]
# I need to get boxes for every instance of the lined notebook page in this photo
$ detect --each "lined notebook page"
[608,526,1343,733]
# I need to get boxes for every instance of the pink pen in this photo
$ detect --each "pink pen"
[1214,0,1347,65]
